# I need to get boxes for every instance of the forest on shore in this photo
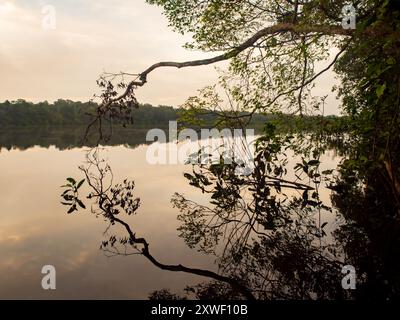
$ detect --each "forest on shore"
[0,99,346,134]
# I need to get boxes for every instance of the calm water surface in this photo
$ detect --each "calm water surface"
[0,128,339,299]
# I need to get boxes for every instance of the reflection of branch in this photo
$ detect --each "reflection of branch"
[111,215,255,300]
[79,150,255,300]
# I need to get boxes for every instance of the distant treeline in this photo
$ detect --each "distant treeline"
[0,99,178,127]
[0,99,348,133]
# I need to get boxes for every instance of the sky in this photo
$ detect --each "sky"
[0,0,340,113]
[0,0,221,106]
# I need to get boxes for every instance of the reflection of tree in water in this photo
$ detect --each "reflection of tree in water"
[169,128,347,300]
[332,175,400,300]
[0,127,155,151]
[61,125,400,300]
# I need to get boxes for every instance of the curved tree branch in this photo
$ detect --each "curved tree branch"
[136,24,352,85]
[100,23,354,110]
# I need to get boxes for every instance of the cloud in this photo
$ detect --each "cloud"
[0,0,219,105]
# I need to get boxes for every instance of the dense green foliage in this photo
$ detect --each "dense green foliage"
[0,100,178,127]
[0,99,347,134]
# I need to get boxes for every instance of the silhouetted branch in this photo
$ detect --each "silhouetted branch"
[101,23,353,109]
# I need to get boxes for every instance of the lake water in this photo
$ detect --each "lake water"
[0,127,339,299]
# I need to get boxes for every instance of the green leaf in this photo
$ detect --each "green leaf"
[376,83,386,98]
[67,177,76,185]
[387,57,396,65]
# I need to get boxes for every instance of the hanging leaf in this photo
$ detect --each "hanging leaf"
[376,83,386,98]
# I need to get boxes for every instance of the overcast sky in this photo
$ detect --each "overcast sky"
[0,0,340,113]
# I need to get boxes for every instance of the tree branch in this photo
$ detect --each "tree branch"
[100,23,354,110]
[136,23,352,85]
